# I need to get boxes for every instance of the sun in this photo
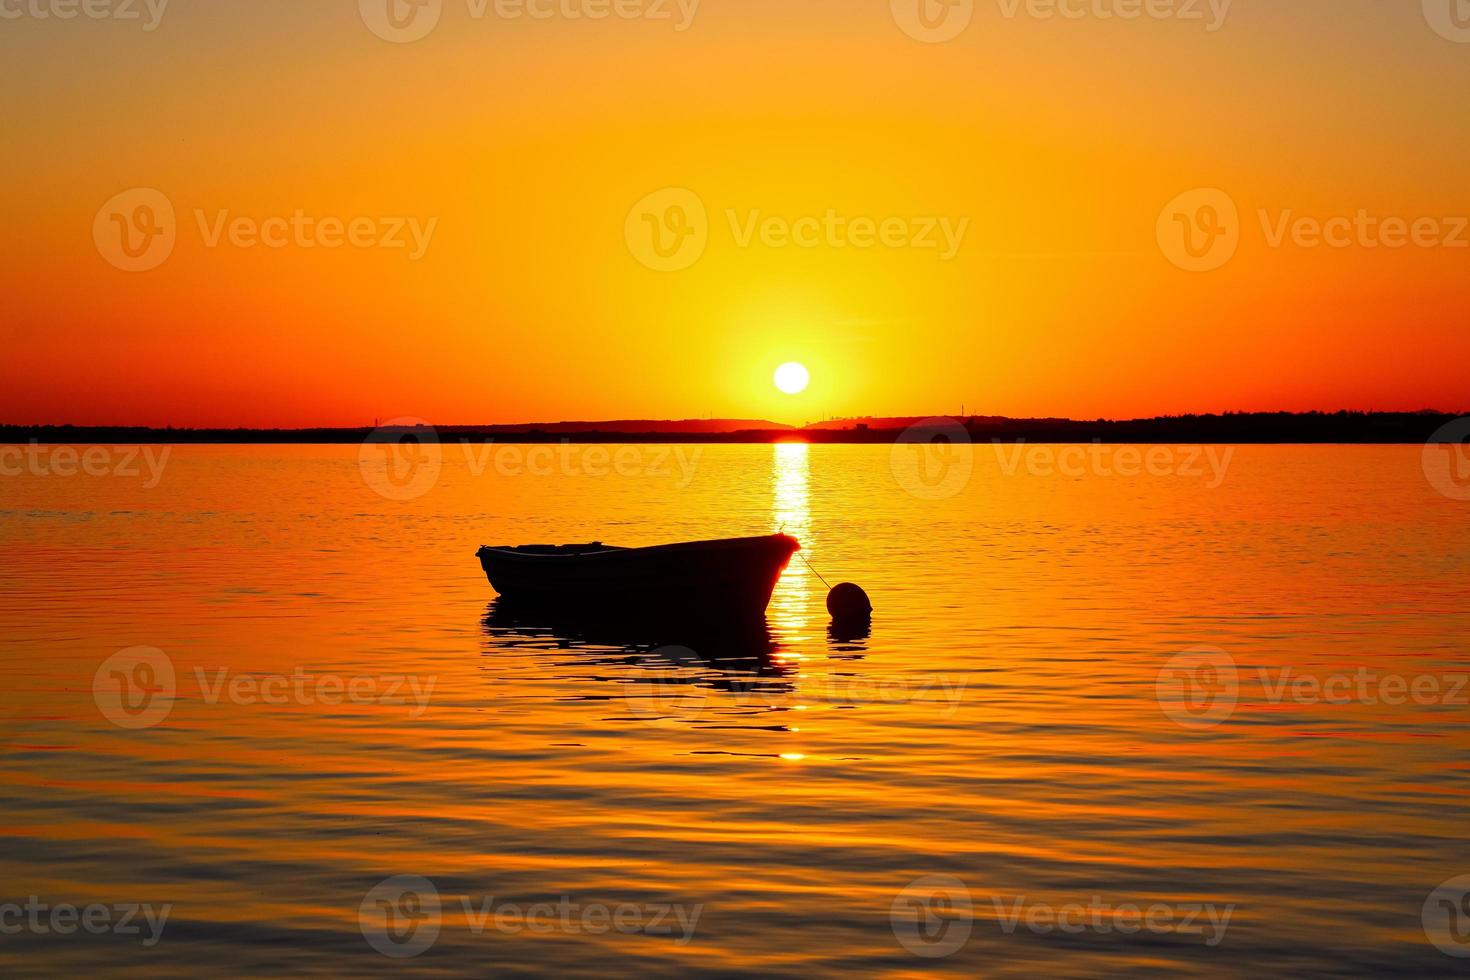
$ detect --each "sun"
[774,362,810,395]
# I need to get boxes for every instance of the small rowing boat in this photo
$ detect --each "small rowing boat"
[475,534,799,620]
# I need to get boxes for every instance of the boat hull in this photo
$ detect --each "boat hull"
[476,534,799,620]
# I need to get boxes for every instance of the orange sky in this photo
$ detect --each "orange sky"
[1,1,1467,426]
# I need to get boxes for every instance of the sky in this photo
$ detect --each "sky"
[2,0,1468,427]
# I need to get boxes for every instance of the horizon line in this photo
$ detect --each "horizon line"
[2,408,1467,431]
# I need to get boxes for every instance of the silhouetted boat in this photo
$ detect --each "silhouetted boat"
[476,534,799,619]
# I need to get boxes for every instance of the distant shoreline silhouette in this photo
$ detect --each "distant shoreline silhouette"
[1,412,1464,445]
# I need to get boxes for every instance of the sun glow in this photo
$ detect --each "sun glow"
[774,362,811,395]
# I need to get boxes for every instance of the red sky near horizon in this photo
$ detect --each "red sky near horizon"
[2,1,1468,427]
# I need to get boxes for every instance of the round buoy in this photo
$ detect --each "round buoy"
[826,582,872,621]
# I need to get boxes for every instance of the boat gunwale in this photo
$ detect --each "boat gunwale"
[476,534,799,563]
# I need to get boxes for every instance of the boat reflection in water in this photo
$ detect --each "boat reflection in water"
[481,597,803,724]
[483,597,787,674]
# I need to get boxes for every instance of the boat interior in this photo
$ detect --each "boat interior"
[483,543,626,556]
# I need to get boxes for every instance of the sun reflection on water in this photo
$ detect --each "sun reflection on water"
[770,442,812,638]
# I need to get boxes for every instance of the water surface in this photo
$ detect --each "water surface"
[1,443,1468,976]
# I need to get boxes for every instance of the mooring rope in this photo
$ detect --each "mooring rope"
[796,550,834,590]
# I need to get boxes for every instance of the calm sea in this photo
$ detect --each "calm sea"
[2,443,1469,977]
